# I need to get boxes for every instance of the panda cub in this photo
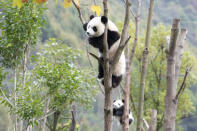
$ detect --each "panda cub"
[83,15,126,88]
[113,99,134,125]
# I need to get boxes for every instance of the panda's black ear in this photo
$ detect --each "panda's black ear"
[90,15,95,20]
[122,99,125,103]
[83,23,88,31]
[101,16,108,24]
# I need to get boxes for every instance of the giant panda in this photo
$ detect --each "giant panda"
[113,99,134,125]
[83,15,126,88]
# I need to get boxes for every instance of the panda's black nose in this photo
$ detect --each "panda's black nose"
[87,32,90,35]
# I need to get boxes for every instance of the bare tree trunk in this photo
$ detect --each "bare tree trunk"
[148,109,157,131]
[175,29,187,83]
[122,0,141,130]
[136,0,154,130]
[164,19,188,131]
[103,1,113,131]
[14,67,17,131]
[19,44,29,131]
[164,19,180,131]
[52,111,60,131]
[42,98,50,131]
[69,105,76,131]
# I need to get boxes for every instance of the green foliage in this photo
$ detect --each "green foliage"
[34,38,97,111]
[14,78,44,125]
[6,38,97,126]
[0,0,46,68]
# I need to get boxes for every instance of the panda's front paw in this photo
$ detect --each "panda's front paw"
[98,74,103,79]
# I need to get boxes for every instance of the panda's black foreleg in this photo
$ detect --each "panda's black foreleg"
[98,57,104,79]
[112,75,122,88]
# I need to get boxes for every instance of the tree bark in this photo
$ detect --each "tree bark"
[41,98,50,131]
[122,0,140,130]
[52,111,60,131]
[19,44,28,131]
[175,29,187,83]
[103,0,113,130]
[120,0,131,130]
[69,105,76,131]
[136,0,154,130]
[8,112,11,131]
[148,109,157,131]
[164,19,180,131]
[14,67,17,131]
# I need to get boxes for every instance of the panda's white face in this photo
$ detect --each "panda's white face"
[113,99,124,109]
[86,17,105,37]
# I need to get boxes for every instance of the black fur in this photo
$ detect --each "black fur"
[88,29,120,53]
[98,57,104,79]
[113,105,124,117]
[98,57,122,88]
[83,23,88,31]
[100,73,122,88]
[101,16,108,24]
[113,105,133,125]
[90,15,95,20]
[120,118,133,125]
[112,75,122,88]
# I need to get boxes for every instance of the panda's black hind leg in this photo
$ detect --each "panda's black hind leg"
[98,57,104,79]
[112,75,122,88]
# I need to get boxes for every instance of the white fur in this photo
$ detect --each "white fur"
[129,111,134,124]
[113,99,134,125]
[87,17,125,77]
[113,99,124,109]
[86,17,118,37]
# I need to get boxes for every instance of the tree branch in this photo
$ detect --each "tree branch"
[128,0,141,66]
[111,0,131,70]
[137,0,155,130]
[0,88,14,107]
[71,0,85,25]
[174,67,192,101]
[69,105,76,131]
[89,52,104,66]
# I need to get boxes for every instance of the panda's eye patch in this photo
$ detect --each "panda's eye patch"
[93,26,97,32]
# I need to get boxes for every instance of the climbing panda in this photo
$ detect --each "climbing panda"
[83,15,126,88]
[113,99,134,125]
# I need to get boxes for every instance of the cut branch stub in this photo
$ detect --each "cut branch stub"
[168,19,180,56]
